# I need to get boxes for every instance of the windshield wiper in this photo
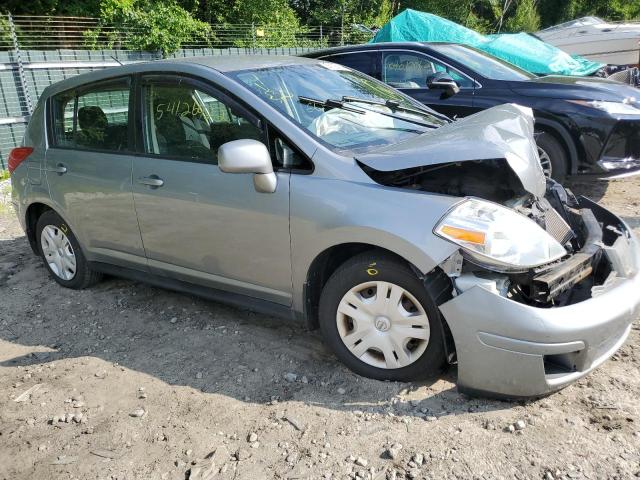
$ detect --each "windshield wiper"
[299,95,439,129]
[341,96,448,125]
[298,96,365,114]
[341,96,427,116]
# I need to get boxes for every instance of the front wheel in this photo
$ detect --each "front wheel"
[318,252,448,382]
[535,131,568,182]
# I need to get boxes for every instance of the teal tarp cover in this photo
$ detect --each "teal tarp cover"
[370,9,605,76]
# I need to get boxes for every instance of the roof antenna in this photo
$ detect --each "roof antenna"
[110,55,124,66]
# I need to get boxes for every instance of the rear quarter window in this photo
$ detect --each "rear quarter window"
[50,78,131,152]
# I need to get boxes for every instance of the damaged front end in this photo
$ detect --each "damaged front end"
[435,184,635,309]
[356,103,634,308]
[357,103,640,397]
[365,150,634,308]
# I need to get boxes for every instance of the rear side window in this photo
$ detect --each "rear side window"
[50,78,131,152]
[141,81,263,163]
[322,52,380,79]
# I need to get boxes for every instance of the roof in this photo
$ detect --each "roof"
[301,42,475,59]
[40,54,323,97]
[167,54,321,72]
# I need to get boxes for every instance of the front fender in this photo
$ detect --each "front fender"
[290,175,460,313]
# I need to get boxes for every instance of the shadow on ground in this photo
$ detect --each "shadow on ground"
[0,232,520,422]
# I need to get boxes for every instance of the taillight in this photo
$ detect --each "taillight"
[7,147,34,174]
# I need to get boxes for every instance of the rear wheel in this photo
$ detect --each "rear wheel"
[318,252,448,382]
[36,210,102,289]
[535,130,568,182]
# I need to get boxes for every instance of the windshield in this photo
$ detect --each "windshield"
[229,63,447,153]
[431,44,535,81]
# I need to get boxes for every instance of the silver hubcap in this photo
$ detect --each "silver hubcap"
[537,145,552,178]
[40,225,77,281]
[336,281,430,369]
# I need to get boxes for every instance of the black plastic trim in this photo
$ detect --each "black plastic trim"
[89,262,300,322]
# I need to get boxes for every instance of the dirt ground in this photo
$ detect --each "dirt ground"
[0,176,639,480]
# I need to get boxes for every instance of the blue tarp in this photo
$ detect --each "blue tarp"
[370,10,605,76]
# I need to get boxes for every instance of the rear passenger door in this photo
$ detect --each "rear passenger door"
[46,77,146,269]
[131,75,292,305]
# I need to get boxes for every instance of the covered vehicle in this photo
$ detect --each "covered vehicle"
[9,55,640,398]
[370,9,605,77]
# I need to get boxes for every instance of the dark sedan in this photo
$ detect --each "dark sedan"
[304,42,640,181]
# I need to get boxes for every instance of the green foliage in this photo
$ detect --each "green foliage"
[0,15,12,45]
[4,0,640,51]
[565,0,640,22]
[229,0,306,47]
[538,0,640,27]
[0,169,10,181]
[0,0,101,16]
[505,0,541,32]
[400,0,492,32]
[84,0,212,56]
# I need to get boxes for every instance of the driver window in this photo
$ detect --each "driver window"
[382,52,473,89]
[142,82,263,163]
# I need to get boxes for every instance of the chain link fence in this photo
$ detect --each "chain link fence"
[0,13,373,170]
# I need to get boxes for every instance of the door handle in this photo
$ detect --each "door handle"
[47,163,67,175]
[137,175,164,188]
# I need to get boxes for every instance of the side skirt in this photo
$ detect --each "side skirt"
[89,262,300,322]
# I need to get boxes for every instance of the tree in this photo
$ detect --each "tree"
[400,0,492,32]
[505,0,541,32]
[84,0,212,55]
[0,0,101,16]
[538,0,640,27]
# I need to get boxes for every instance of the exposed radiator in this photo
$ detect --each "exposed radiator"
[545,207,574,245]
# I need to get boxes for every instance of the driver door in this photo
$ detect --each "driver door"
[131,75,292,305]
[381,51,477,118]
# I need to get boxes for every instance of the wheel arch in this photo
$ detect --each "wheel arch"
[534,117,580,175]
[304,243,457,367]
[303,243,413,330]
[24,202,55,255]
[302,243,455,330]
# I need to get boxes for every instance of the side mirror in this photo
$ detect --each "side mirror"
[427,72,460,97]
[218,139,277,193]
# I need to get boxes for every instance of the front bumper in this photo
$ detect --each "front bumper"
[592,118,640,178]
[439,213,640,398]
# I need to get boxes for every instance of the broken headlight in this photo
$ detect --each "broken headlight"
[434,198,567,271]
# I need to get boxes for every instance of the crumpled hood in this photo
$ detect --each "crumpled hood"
[356,103,546,198]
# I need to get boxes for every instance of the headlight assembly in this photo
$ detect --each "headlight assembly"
[434,198,567,271]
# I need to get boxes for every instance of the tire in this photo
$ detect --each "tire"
[535,131,568,182]
[318,251,449,382]
[36,210,102,289]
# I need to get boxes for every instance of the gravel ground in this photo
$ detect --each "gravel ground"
[0,176,639,480]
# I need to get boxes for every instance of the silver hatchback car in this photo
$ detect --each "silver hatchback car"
[9,55,640,398]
